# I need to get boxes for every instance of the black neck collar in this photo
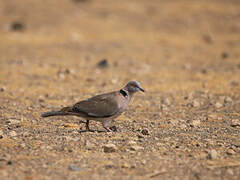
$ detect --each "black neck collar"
[120,89,128,97]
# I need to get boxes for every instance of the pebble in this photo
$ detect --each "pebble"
[190,120,201,127]
[85,140,95,150]
[164,98,171,105]
[141,129,149,135]
[7,119,20,125]
[68,164,82,171]
[199,151,208,159]
[231,119,240,127]
[128,140,137,145]
[193,100,201,107]
[226,149,235,155]
[221,52,228,59]
[121,162,131,168]
[230,81,239,87]
[9,131,17,137]
[215,102,223,108]
[180,124,187,129]
[226,169,234,175]
[208,149,218,159]
[38,96,45,103]
[22,132,30,137]
[0,86,6,92]
[224,97,232,103]
[0,130,3,136]
[103,144,117,153]
[97,59,108,68]
[161,104,168,111]
[10,22,25,31]
[129,145,144,151]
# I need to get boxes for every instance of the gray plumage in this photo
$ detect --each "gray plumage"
[41,81,145,132]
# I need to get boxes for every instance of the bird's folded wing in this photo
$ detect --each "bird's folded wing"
[72,92,119,118]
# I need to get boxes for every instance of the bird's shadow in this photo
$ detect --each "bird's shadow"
[78,126,117,133]
[78,129,106,133]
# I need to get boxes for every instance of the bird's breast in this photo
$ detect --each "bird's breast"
[117,94,131,113]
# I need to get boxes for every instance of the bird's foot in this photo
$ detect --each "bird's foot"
[109,126,117,132]
[104,127,113,132]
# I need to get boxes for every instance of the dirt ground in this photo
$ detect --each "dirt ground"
[0,0,240,179]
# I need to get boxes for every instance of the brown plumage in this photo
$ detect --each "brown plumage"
[41,81,145,132]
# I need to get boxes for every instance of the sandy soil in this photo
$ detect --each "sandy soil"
[0,0,240,179]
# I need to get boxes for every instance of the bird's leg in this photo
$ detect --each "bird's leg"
[85,120,95,132]
[103,126,112,132]
[102,119,113,132]
[85,120,90,130]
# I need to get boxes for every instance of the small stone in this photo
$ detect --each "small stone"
[0,86,6,92]
[7,119,20,125]
[103,144,117,153]
[180,124,187,129]
[0,130,3,136]
[10,22,25,31]
[193,100,200,107]
[121,162,131,168]
[8,131,17,137]
[199,151,208,159]
[232,141,240,148]
[237,63,240,69]
[161,104,168,111]
[164,98,171,105]
[68,164,82,171]
[128,140,137,145]
[230,81,239,87]
[221,52,228,59]
[141,129,149,135]
[224,97,232,103]
[38,96,45,103]
[190,120,201,127]
[22,132,30,137]
[137,134,144,139]
[201,69,207,74]
[97,59,108,68]
[85,140,95,150]
[129,145,144,151]
[226,149,235,155]
[202,34,213,44]
[104,164,114,169]
[141,159,147,165]
[215,102,223,108]
[19,143,26,148]
[58,73,65,79]
[226,169,234,175]
[208,149,218,159]
[231,119,240,127]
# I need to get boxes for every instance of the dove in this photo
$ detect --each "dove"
[41,81,144,132]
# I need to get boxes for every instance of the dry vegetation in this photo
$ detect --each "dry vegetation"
[0,0,240,179]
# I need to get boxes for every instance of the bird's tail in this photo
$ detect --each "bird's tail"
[41,106,73,118]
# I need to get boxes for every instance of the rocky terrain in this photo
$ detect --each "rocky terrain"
[0,0,240,179]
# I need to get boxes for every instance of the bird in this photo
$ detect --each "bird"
[41,81,145,132]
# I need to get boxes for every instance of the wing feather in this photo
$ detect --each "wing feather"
[72,92,119,118]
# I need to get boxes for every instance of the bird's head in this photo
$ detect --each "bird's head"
[124,81,145,94]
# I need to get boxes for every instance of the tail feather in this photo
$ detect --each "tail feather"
[41,106,73,118]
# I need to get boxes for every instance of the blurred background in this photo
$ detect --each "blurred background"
[1,0,239,96]
[0,0,240,179]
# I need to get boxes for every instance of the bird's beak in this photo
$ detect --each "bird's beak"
[139,87,145,92]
